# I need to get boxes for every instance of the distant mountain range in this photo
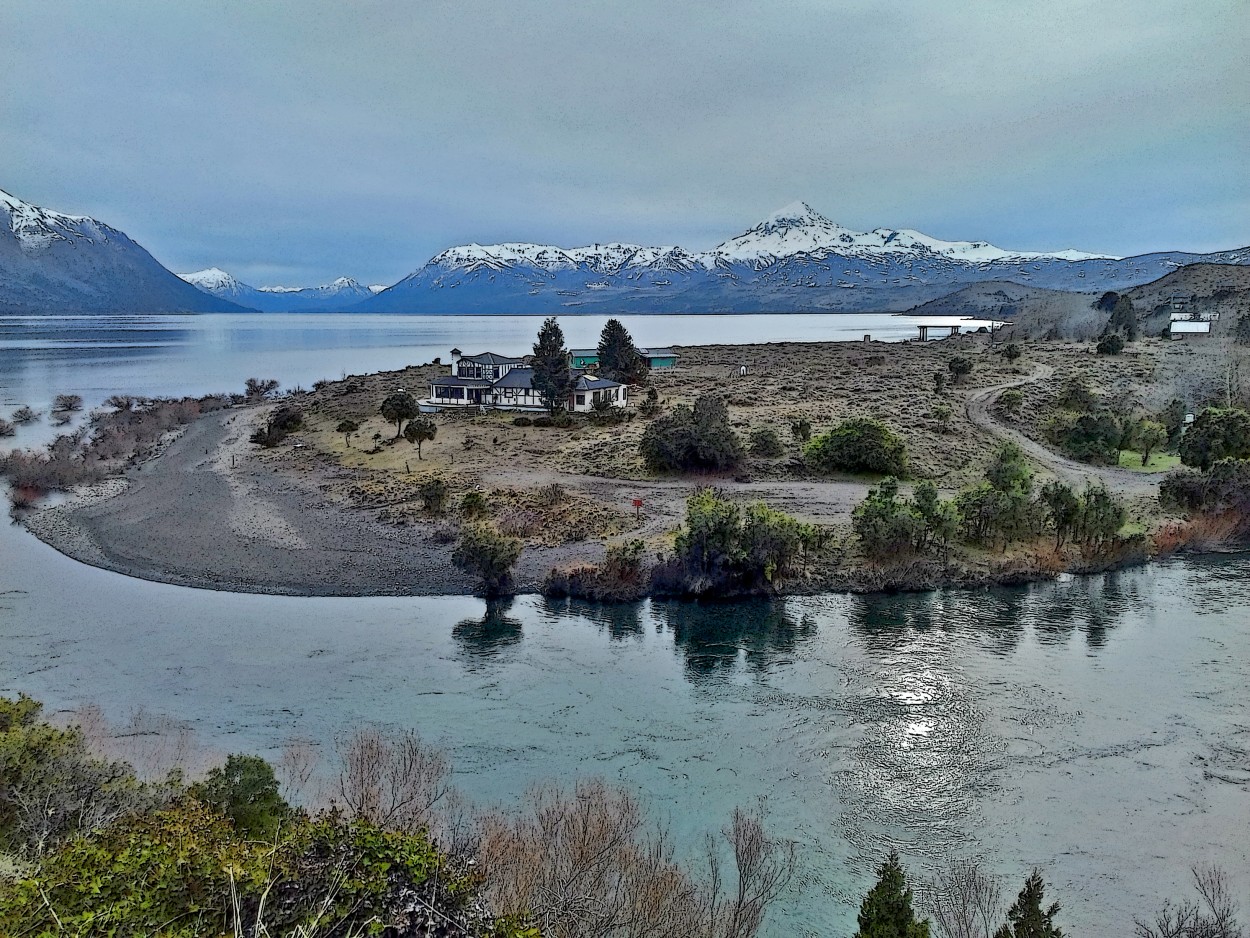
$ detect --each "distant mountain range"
[3,189,1247,315]
[0,188,245,314]
[177,268,379,312]
[361,201,1249,313]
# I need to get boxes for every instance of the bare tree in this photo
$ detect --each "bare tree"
[278,737,321,806]
[475,778,794,938]
[335,726,452,833]
[244,377,281,400]
[926,859,1005,938]
[1135,865,1244,938]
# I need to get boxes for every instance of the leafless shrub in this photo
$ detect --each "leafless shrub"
[0,418,15,438]
[476,778,794,938]
[335,726,452,834]
[53,393,84,412]
[69,703,203,782]
[11,406,40,424]
[1135,865,1244,938]
[244,377,281,400]
[278,737,322,806]
[924,858,1004,938]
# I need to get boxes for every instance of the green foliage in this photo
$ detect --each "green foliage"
[250,405,303,447]
[0,800,469,938]
[805,418,908,477]
[0,694,157,858]
[933,371,948,395]
[403,415,438,458]
[1095,291,1120,313]
[790,416,812,443]
[1000,389,1024,415]
[189,754,290,840]
[335,418,359,446]
[639,386,661,417]
[1132,419,1169,467]
[1179,408,1250,471]
[931,402,953,429]
[380,391,420,437]
[993,869,1064,938]
[1039,480,1082,548]
[948,356,973,383]
[1161,458,1250,517]
[1046,410,1123,465]
[640,396,744,473]
[853,851,931,938]
[532,316,575,414]
[853,478,922,560]
[1057,377,1096,413]
[1003,343,1022,362]
[452,522,523,595]
[671,489,810,592]
[1096,333,1125,355]
[1103,294,1139,342]
[597,318,649,384]
[749,426,785,457]
[1159,398,1186,447]
[419,477,450,514]
[957,443,1040,546]
[461,489,489,518]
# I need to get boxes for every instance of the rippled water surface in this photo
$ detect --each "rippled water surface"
[1,313,1247,935]
[2,514,1247,936]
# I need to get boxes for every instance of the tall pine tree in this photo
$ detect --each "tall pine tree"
[597,318,648,384]
[993,870,1063,938]
[855,852,931,938]
[531,316,575,414]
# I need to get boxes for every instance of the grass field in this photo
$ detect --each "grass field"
[1117,449,1181,473]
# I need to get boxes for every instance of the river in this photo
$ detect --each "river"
[1,313,1248,936]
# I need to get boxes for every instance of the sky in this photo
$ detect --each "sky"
[2,0,1246,287]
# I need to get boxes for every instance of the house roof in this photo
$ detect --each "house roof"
[461,351,523,365]
[574,374,623,390]
[641,347,677,358]
[491,366,537,389]
[568,348,598,358]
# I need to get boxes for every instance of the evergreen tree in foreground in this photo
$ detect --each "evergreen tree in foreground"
[855,851,931,938]
[597,317,649,384]
[993,869,1064,938]
[532,316,575,414]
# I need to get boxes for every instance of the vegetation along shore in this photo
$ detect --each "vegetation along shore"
[4,274,1250,600]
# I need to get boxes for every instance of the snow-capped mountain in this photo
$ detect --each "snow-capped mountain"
[363,201,1248,314]
[179,269,374,311]
[1,188,247,314]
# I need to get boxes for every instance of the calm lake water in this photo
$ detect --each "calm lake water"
[1,313,1247,936]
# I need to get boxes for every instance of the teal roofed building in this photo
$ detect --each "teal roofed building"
[568,347,679,369]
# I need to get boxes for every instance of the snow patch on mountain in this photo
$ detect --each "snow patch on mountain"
[1,187,122,253]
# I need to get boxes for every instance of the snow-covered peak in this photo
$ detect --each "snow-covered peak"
[179,267,241,290]
[712,203,1120,263]
[368,284,388,294]
[1,187,119,252]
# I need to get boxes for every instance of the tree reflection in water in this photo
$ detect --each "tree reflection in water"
[542,597,645,641]
[452,598,524,661]
[652,599,816,679]
[845,571,1147,655]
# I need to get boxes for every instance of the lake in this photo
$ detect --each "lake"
[1,312,1247,936]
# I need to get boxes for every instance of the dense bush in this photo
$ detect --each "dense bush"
[452,522,523,595]
[749,426,785,457]
[543,539,649,602]
[1096,333,1125,355]
[639,396,744,473]
[1045,409,1123,465]
[249,404,303,447]
[853,478,958,561]
[662,489,815,594]
[187,753,290,839]
[804,418,908,477]
[956,443,1041,546]
[512,415,533,427]
[1179,408,1250,471]
[11,406,39,425]
[948,356,973,383]
[419,477,450,514]
[1161,458,1250,518]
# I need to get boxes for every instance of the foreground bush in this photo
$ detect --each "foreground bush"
[640,396,743,473]
[452,522,523,595]
[544,539,649,601]
[804,418,908,477]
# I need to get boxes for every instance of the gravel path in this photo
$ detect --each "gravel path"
[965,363,1162,497]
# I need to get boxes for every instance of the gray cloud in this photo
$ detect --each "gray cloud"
[3,0,1246,285]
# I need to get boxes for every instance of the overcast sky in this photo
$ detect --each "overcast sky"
[2,0,1246,286]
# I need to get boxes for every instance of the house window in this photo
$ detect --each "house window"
[576,394,585,406]
[446,386,464,400]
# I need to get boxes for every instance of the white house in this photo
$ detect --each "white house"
[423,351,629,413]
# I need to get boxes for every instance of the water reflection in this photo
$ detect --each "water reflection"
[653,599,816,678]
[452,598,523,661]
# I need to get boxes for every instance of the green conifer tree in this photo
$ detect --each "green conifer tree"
[532,317,575,414]
[993,870,1063,938]
[854,852,931,938]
